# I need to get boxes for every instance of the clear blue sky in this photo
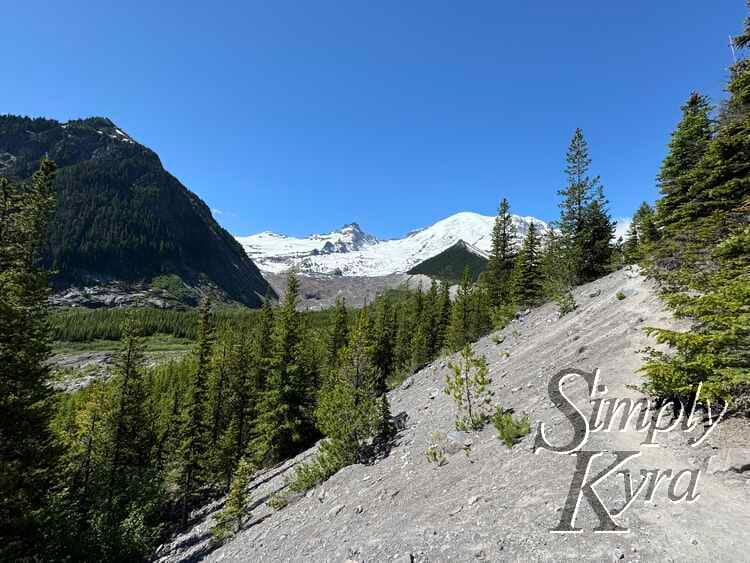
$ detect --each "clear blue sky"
[2,1,745,238]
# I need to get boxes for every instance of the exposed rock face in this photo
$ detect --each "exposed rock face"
[157,269,750,562]
[263,272,434,310]
[49,283,184,309]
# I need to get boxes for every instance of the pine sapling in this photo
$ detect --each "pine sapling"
[444,346,494,430]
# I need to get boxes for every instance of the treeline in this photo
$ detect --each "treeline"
[623,16,750,407]
[49,305,337,342]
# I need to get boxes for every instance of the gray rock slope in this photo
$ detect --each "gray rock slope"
[264,272,434,310]
[157,268,750,562]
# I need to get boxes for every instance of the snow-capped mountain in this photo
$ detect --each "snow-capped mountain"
[236,211,548,277]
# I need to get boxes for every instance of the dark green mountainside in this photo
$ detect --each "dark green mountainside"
[408,239,488,283]
[0,115,274,307]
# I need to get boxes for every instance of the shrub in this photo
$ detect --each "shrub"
[556,290,577,317]
[616,290,627,300]
[267,493,289,511]
[424,431,448,467]
[491,407,530,448]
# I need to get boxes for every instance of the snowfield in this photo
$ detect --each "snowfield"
[236,211,547,276]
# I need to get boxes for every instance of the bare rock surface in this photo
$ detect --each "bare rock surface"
[264,272,435,310]
[157,268,750,562]
[49,350,187,391]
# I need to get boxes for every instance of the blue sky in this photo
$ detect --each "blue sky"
[2,1,745,238]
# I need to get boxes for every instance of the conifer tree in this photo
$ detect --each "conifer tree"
[313,309,383,467]
[487,198,517,307]
[558,128,594,277]
[558,129,613,282]
[424,280,441,356]
[0,158,57,559]
[579,186,615,280]
[435,280,452,351]
[642,11,750,404]
[213,332,255,488]
[445,346,493,430]
[655,92,713,230]
[107,319,153,499]
[512,222,544,307]
[327,297,349,370]
[447,268,473,351]
[371,297,394,394]
[252,271,310,465]
[177,298,213,527]
[211,457,254,540]
[623,202,657,264]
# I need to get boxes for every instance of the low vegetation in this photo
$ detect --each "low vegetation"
[491,407,531,448]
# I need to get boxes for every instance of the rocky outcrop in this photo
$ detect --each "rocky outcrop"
[158,269,750,562]
[263,272,434,310]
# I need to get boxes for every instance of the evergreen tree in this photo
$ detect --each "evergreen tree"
[558,128,613,282]
[655,92,713,230]
[541,228,574,305]
[211,457,254,540]
[424,280,441,357]
[642,10,750,406]
[212,331,255,488]
[435,281,452,352]
[177,298,213,527]
[371,297,394,394]
[447,268,473,351]
[0,158,57,559]
[444,346,493,430]
[102,319,161,557]
[579,186,616,280]
[486,198,517,307]
[316,310,381,451]
[327,297,349,370]
[512,222,544,307]
[558,128,595,278]
[623,202,657,264]
[252,271,310,465]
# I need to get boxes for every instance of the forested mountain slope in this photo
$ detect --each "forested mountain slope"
[158,268,750,562]
[0,115,273,307]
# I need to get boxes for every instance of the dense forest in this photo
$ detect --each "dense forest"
[1,7,749,562]
[0,115,273,307]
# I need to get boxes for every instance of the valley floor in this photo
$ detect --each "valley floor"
[157,268,750,562]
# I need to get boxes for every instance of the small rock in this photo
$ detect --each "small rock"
[588,288,602,298]
[448,505,463,516]
[354,505,364,514]
[468,495,480,505]
[613,547,625,560]
[707,448,750,474]
[401,377,414,390]
[327,504,345,518]
[446,431,470,454]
